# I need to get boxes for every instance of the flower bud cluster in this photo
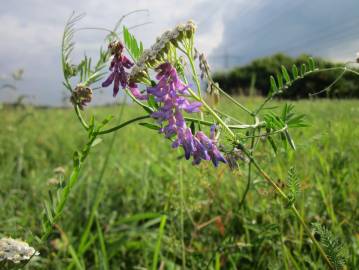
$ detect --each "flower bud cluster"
[70,85,92,110]
[130,20,197,83]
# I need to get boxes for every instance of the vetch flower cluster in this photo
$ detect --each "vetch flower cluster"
[130,20,197,83]
[147,63,226,167]
[0,237,39,264]
[102,41,146,100]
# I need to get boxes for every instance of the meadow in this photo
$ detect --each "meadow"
[0,98,358,269]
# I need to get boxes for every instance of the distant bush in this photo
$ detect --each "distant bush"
[213,53,359,98]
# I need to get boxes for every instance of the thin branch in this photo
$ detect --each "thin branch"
[97,115,151,135]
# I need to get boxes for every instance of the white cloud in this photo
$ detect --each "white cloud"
[1,0,358,105]
[0,0,230,105]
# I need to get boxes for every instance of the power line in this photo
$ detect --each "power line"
[224,0,306,53]
[260,19,359,56]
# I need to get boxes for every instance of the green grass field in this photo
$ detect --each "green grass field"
[0,98,358,269]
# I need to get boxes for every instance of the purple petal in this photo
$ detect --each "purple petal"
[102,72,115,87]
[129,83,147,100]
[121,55,134,69]
[113,74,120,97]
[183,101,202,113]
[210,125,216,140]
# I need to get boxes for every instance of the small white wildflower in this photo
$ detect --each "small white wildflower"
[0,237,39,264]
[130,62,148,83]
[168,29,180,40]
[151,40,166,53]
[138,49,151,63]
[185,20,197,31]
[175,23,186,32]
[148,49,158,61]
[159,30,172,43]
[130,65,141,79]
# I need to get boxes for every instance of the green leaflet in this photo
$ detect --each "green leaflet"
[123,26,144,61]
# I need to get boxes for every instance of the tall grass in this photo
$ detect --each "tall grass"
[0,98,358,269]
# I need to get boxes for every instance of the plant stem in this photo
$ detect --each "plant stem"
[152,215,167,270]
[75,105,89,130]
[187,49,202,98]
[179,162,186,269]
[238,125,256,209]
[211,82,254,116]
[290,205,334,270]
[240,147,334,269]
[97,115,151,135]
[201,100,235,138]
[41,134,96,241]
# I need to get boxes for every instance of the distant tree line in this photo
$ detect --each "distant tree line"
[213,54,359,98]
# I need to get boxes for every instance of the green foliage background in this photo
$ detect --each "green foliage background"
[0,99,358,269]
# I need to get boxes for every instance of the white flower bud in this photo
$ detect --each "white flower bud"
[175,23,186,32]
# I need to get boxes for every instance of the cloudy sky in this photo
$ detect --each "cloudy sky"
[0,0,358,105]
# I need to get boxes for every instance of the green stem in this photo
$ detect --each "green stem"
[97,115,151,135]
[240,146,334,269]
[214,109,244,124]
[75,105,89,130]
[238,128,255,209]
[187,50,202,98]
[290,205,334,270]
[152,215,167,270]
[211,82,254,116]
[239,125,287,139]
[185,85,235,137]
[179,163,186,269]
[41,134,97,241]
[184,116,262,130]
[201,100,235,138]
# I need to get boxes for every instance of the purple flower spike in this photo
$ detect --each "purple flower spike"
[102,41,134,97]
[147,62,225,167]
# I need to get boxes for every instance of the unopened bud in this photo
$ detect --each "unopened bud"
[185,20,196,38]
[109,41,124,56]
[199,53,211,79]
[70,85,92,110]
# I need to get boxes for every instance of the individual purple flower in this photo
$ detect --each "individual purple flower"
[194,128,226,167]
[173,127,195,159]
[192,136,210,165]
[128,82,147,100]
[102,41,134,97]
